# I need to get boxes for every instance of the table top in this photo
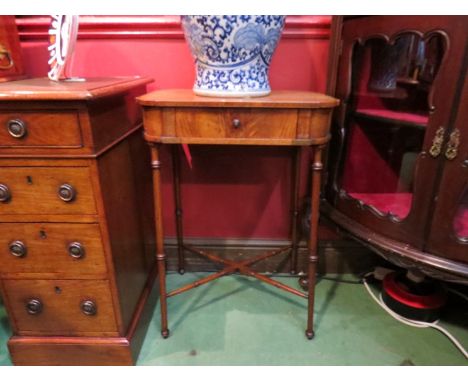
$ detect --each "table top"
[0,77,153,101]
[137,89,339,109]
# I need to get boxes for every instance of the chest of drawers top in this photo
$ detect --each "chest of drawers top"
[137,89,339,146]
[0,77,152,157]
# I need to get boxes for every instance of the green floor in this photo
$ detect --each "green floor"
[1,273,467,366]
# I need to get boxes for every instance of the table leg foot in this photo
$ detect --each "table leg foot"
[161,329,170,339]
[305,330,315,340]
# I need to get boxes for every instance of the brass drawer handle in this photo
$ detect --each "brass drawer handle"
[232,118,241,129]
[0,183,11,203]
[6,119,27,139]
[58,183,76,202]
[80,300,97,316]
[68,242,85,259]
[9,240,27,258]
[429,126,445,158]
[26,299,43,315]
[445,128,460,160]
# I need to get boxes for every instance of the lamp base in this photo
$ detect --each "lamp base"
[382,271,447,322]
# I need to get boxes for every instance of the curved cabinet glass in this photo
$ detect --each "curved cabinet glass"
[339,33,444,221]
[454,189,468,242]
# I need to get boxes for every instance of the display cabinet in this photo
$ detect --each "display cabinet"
[324,16,468,283]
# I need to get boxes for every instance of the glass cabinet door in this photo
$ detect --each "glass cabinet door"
[329,16,468,249]
[340,33,443,220]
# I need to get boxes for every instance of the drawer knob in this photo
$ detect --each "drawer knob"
[58,184,76,202]
[0,184,11,203]
[80,300,97,316]
[68,242,85,259]
[26,299,43,315]
[9,240,27,258]
[232,118,241,129]
[7,119,27,139]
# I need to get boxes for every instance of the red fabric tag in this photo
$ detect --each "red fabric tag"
[182,144,193,169]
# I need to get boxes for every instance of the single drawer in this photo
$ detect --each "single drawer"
[0,223,107,277]
[0,166,97,215]
[174,107,298,140]
[2,279,118,336]
[0,111,82,148]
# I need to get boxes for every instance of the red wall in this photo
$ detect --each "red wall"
[17,16,331,239]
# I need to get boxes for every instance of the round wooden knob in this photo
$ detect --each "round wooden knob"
[0,184,11,203]
[26,299,43,315]
[80,300,97,316]
[68,242,85,259]
[9,240,27,258]
[7,119,27,139]
[58,184,76,202]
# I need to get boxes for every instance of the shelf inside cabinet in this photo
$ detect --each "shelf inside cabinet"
[348,192,412,220]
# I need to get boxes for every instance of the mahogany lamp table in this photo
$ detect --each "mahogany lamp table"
[137,90,339,339]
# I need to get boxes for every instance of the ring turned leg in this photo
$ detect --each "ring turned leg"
[305,145,324,340]
[150,143,170,338]
[290,147,302,274]
[172,145,185,275]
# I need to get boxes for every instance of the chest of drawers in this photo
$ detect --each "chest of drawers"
[0,77,156,365]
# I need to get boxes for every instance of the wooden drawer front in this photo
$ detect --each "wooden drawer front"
[0,223,107,277]
[174,108,298,139]
[3,279,118,336]
[0,166,97,215]
[0,111,82,148]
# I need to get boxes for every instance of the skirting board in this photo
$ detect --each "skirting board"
[163,237,380,275]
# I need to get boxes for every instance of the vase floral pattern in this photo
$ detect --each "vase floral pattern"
[181,15,286,97]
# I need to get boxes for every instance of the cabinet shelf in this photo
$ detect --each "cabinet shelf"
[348,192,412,220]
[353,108,429,129]
[348,192,467,240]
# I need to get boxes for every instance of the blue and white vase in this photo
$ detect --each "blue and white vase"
[181,15,286,97]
